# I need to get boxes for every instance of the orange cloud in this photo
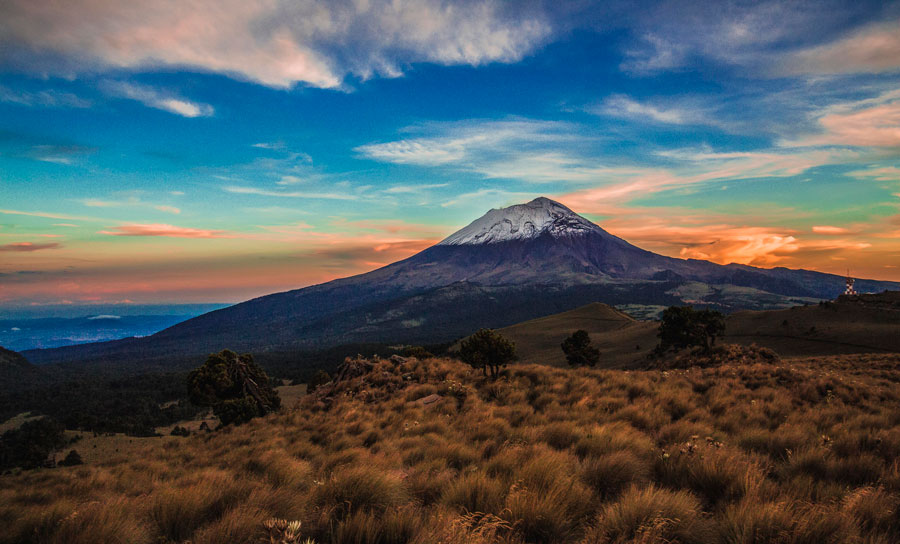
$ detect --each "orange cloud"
[812,225,850,234]
[99,224,231,238]
[0,242,62,252]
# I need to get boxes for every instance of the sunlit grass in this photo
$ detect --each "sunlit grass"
[2,352,900,543]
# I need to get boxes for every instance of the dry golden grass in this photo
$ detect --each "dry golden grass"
[3,352,900,543]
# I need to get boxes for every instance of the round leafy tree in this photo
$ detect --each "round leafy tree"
[656,306,726,354]
[561,329,600,367]
[459,328,517,379]
[187,350,281,426]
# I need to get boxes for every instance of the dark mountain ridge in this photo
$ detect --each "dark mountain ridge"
[25,197,899,366]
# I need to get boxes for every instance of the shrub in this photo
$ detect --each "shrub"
[307,369,332,393]
[187,350,280,426]
[58,450,83,467]
[0,417,67,470]
[561,330,600,367]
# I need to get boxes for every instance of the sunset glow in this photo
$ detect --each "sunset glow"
[2,1,899,307]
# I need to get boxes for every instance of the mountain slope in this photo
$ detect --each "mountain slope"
[495,292,900,367]
[25,197,900,366]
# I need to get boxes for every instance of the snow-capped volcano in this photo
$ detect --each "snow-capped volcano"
[439,197,600,245]
[28,196,900,368]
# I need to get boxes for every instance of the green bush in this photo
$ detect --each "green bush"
[187,350,280,426]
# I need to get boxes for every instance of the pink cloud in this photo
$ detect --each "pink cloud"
[818,101,900,147]
[0,242,62,252]
[99,224,231,238]
[848,166,900,181]
[786,90,900,148]
[784,20,900,76]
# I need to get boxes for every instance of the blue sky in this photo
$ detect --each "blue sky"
[1,0,899,306]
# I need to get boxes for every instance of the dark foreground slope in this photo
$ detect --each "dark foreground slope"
[3,354,900,543]
[498,291,900,367]
[25,198,900,367]
[0,346,41,388]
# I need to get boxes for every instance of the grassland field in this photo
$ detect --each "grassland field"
[2,351,900,544]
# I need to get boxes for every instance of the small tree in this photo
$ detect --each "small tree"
[656,306,725,354]
[459,329,517,379]
[187,350,281,426]
[307,369,332,393]
[0,417,66,470]
[561,330,600,367]
[58,449,83,466]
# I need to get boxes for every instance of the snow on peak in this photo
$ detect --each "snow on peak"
[439,197,601,245]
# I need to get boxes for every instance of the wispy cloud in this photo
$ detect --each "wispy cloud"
[0,242,62,252]
[99,224,230,238]
[847,166,900,181]
[78,195,181,214]
[357,119,597,183]
[1,0,551,89]
[0,209,101,222]
[22,144,94,165]
[594,94,709,125]
[783,89,900,148]
[0,85,91,108]
[252,142,286,150]
[361,117,854,200]
[223,185,360,200]
[781,19,900,76]
[383,183,449,194]
[101,81,213,117]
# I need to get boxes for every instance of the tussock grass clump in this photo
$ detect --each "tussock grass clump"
[580,450,651,499]
[655,445,766,507]
[587,484,713,544]
[503,480,593,544]
[312,466,405,520]
[3,354,900,543]
[150,470,252,541]
[441,472,507,515]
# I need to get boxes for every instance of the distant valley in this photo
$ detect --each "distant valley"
[1,314,198,351]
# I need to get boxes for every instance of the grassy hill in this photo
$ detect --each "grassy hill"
[497,303,658,368]
[496,292,900,367]
[2,353,900,543]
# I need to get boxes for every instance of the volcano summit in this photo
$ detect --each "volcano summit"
[25,197,900,367]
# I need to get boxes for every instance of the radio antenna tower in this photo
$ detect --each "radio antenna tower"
[844,270,857,296]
